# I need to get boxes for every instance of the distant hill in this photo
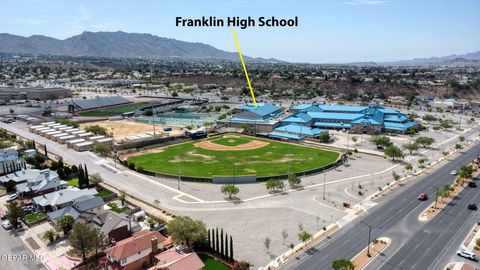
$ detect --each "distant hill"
[0,31,282,62]
[384,50,480,66]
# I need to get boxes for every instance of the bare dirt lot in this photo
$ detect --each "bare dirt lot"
[80,120,183,141]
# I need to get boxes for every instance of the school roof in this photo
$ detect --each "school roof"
[239,103,282,117]
[268,132,304,140]
[274,124,327,136]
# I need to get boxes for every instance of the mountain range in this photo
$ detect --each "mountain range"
[0,31,478,66]
[0,31,280,62]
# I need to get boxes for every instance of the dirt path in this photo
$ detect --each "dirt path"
[194,140,269,151]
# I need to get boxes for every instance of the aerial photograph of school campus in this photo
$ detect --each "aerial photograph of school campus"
[0,1,479,270]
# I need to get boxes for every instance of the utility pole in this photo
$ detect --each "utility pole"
[177,164,181,190]
[323,173,326,200]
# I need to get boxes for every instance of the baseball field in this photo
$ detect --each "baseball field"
[126,134,340,178]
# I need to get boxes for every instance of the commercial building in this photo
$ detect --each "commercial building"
[0,87,70,101]
[217,103,284,133]
[283,103,416,135]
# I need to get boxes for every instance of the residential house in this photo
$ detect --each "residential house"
[149,249,204,270]
[105,230,169,270]
[32,187,97,212]
[15,169,64,197]
[92,211,142,242]
[0,149,22,175]
[47,195,105,222]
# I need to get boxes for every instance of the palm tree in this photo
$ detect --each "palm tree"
[42,229,58,244]
[57,215,75,234]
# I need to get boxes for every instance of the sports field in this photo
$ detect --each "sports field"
[126,134,340,178]
[80,102,151,116]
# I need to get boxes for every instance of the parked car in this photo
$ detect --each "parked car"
[22,208,34,215]
[0,213,7,220]
[6,194,18,202]
[377,145,384,150]
[451,170,458,175]
[457,249,476,260]
[468,182,477,188]
[468,204,478,210]
[418,193,428,201]
[2,221,12,230]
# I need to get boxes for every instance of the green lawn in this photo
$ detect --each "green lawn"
[66,178,78,187]
[107,202,131,213]
[95,188,112,198]
[127,135,340,178]
[25,212,47,223]
[79,102,151,117]
[200,254,230,270]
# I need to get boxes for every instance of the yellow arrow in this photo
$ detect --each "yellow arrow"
[231,29,257,107]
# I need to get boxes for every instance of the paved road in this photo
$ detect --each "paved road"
[280,140,480,270]
[0,225,45,270]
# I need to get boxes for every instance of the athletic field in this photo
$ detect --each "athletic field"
[80,102,151,116]
[126,134,340,178]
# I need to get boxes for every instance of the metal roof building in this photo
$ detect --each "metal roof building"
[71,96,131,111]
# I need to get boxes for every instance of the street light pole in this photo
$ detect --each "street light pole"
[176,164,181,190]
[323,173,326,200]
[434,186,439,209]
[367,224,372,257]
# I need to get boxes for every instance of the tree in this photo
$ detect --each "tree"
[384,145,404,161]
[85,125,108,135]
[459,165,473,180]
[332,259,355,270]
[84,164,89,187]
[298,230,312,247]
[459,136,465,142]
[415,136,435,148]
[167,216,207,248]
[264,237,271,254]
[69,223,94,261]
[221,184,239,199]
[90,227,107,261]
[224,233,229,259]
[230,235,234,262]
[93,142,112,157]
[372,136,392,147]
[265,179,284,193]
[89,173,103,186]
[42,229,58,244]
[6,201,24,229]
[403,142,420,155]
[78,164,85,189]
[57,214,75,234]
[119,190,126,206]
[319,133,330,143]
[288,174,301,188]
[220,229,224,256]
[404,163,413,172]
[351,136,358,146]
[281,230,289,245]
[232,261,251,270]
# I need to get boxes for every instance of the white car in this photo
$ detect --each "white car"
[451,170,458,175]
[457,249,476,260]
[6,193,18,202]
[2,221,12,230]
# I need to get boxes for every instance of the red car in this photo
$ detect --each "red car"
[418,193,428,201]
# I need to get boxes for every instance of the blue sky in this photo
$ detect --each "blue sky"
[2,0,479,63]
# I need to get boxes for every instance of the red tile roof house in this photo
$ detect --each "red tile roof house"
[105,230,170,270]
[148,248,204,270]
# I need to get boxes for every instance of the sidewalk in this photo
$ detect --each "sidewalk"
[20,222,79,270]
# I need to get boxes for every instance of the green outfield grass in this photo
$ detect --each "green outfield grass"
[80,102,151,117]
[127,135,340,178]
